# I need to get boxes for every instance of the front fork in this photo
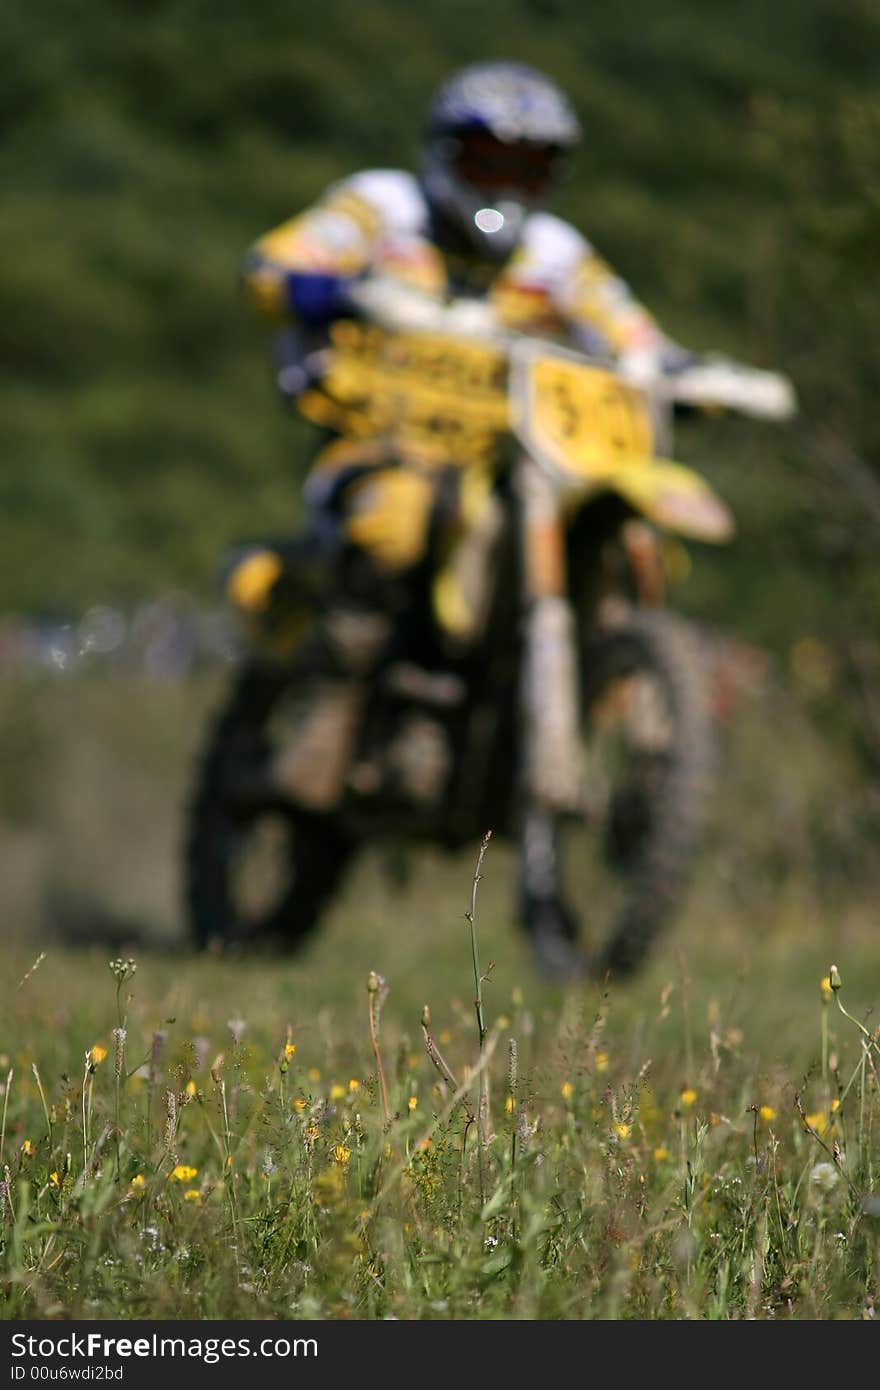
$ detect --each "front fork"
[516,463,582,928]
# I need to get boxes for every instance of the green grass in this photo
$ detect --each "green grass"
[1,850,879,1320]
[1,668,878,1319]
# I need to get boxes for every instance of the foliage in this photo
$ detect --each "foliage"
[1,901,878,1320]
[3,0,878,664]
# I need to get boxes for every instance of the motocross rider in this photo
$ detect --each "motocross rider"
[239,60,689,810]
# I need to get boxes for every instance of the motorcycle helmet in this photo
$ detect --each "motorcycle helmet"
[422,60,581,261]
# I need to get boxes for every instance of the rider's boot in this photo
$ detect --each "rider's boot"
[270,608,391,813]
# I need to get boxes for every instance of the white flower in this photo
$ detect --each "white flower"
[810,1162,839,1193]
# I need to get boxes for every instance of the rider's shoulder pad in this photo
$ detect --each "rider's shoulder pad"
[329,169,429,238]
[518,212,588,281]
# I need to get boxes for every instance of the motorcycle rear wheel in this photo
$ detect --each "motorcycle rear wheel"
[184,662,354,952]
[533,609,715,979]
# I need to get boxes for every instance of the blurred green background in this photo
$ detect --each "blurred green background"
[2,0,879,948]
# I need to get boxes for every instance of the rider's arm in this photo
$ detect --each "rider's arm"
[241,182,384,327]
[558,240,690,383]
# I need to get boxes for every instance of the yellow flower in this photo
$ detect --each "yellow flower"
[21,1139,35,1158]
[820,976,832,1004]
[130,1174,147,1191]
[330,1084,346,1101]
[653,1146,670,1162]
[613,1122,631,1141]
[758,1105,776,1123]
[305,1124,319,1144]
[561,1081,573,1101]
[805,1111,827,1135]
[169,1164,198,1183]
[308,1067,321,1083]
[407,1095,417,1112]
[49,1171,60,1187]
[348,1079,360,1093]
[332,1144,351,1166]
[595,1052,609,1074]
[830,1098,840,1113]
[384,1142,392,1159]
[505,1095,514,1115]
[291,1097,308,1112]
[90,1044,108,1067]
[284,1043,297,1059]
[183,1189,201,1204]
[185,1080,197,1098]
[680,1087,697,1109]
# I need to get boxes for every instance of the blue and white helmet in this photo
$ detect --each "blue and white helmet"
[422,61,581,260]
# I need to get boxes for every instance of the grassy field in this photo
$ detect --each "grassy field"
[1,668,879,1320]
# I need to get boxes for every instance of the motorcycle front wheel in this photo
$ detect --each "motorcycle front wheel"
[527,609,716,980]
[184,662,355,952]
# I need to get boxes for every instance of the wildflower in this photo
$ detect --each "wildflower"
[595,1052,608,1074]
[653,1146,670,1162]
[680,1087,697,1109]
[505,1095,514,1115]
[561,1081,573,1101]
[284,1043,297,1060]
[49,1171,60,1188]
[305,1124,319,1144]
[130,1175,147,1192]
[307,1067,321,1083]
[169,1165,198,1183]
[184,1189,201,1203]
[291,1098,308,1113]
[348,1079,360,1093]
[21,1139,35,1158]
[758,1105,776,1123]
[830,1098,840,1113]
[810,1161,839,1193]
[227,1018,246,1045]
[185,1080,197,1099]
[89,1044,108,1068]
[613,1122,631,1141]
[108,958,137,984]
[407,1096,417,1112]
[416,1137,431,1152]
[330,1084,346,1102]
[829,964,842,993]
[332,1144,351,1166]
[805,1111,827,1135]
[820,975,832,1004]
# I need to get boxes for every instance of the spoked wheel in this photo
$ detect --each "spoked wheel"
[184,663,355,952]
[525,610,715,981]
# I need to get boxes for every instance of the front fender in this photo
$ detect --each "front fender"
[595,458,734,542]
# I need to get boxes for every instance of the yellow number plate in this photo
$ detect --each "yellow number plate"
[300,322,509,465]
[525,356,653,480]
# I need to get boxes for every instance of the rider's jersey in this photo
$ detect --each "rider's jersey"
[242,168,671,365]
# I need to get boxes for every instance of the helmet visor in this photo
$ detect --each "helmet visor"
[451,129,564,198]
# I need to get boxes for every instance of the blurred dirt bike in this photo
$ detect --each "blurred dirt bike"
[184,280,794,978]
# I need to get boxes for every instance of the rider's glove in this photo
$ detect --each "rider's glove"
[284,271,354,327]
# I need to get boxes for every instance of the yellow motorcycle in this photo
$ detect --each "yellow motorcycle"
[184,282,794,978]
